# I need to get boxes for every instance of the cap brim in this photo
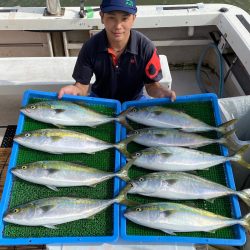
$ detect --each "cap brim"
[101,6,137,14]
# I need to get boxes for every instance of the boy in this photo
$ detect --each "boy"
[58,0,176,102]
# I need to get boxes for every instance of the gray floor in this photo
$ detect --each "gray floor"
[171,70,201,96]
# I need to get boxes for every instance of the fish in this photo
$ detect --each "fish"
[128,127,236,149]
[125,106,236,133]
[3,184,134,228]
[14,129,133,157]
[21,100,120,128]
[124,202,250,234]
[131,145,250,171]
[128,172,250,206]
[12,160,134,191]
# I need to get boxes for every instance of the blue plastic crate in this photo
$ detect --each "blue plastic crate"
[0,90,121,245]
[120,93,246,246]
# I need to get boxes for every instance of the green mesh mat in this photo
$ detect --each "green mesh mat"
[125,101,236,239]
[4,98,117,238]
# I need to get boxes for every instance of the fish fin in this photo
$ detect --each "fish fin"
[207,230,216,234]
[153,111,163,116]
[161,153,172,158]
[162,210,176,217]
[46,185,59,191]
[206,198,215,204]
[44,224,58,229]
[47,169,60,174]
[120,199,140,206]
[183,202,197,208]
[40,205,55,213]
[114,183,140,206]
[54,109,66,114]
[116,107,135,131]
[116,159,136,182]
[242,213,250,231]
[118,119,134,131]
[238,188,250,207]
[232,145,250,169]
[53,124,65,129]
[217,119,237,134]
[164,179,178,186]
[161,229,176,235]
[115,135,139,158]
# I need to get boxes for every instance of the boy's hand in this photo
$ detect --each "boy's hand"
[58,83,89,99]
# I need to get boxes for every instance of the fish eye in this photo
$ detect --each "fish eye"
[139,177,144,182]
[134,131,139,135]
[136,208,142,212]
[14,208,20,213]
[135,152,141,157]
[132,108,137,112]
[24,133,31,137]
[30,105,36,110]
[21,166,27,170]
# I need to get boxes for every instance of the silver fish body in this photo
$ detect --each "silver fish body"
[129,172,250,205]
[3,197,114,227]
[12,161,118,189]
[4,185,131,228]
[128,128,225,148]
[126,106,235,133]
[124,202,250,234]
[14,129,113,154]
[21,100,116,127]
[132,146,237,171]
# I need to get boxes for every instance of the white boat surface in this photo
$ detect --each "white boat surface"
[0,2,250,249]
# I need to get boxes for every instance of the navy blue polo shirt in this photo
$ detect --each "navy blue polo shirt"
[73,29,162,103]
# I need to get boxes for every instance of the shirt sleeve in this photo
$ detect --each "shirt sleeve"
[72,42,93,85]
[144,47,163,84]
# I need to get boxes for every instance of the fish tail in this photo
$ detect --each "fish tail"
[237,188,250,207]
[242,213,250,231]
[231,145,250,169]
[113,184,140,206]
[114,135,138,158]
[116,107,135,131]
[218,129,237,148]
[115,159,136,182]
[217,119,237,134]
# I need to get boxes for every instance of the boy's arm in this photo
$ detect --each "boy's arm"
[145,82,176,102]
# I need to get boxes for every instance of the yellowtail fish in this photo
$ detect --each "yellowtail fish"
[124,202,250,234]
[125,106,236,133]
[3,185,134,228]
[131,146,250,171]
[21,100,125,128]
[128,172,250,206]
[128,127,236,148]
[14,129,133,157]
[12,160,134,191]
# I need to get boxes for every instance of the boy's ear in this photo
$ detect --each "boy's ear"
[100,11,104,24]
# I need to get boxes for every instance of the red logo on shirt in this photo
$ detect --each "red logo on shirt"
[130,58,136,64]
[145,48,161,80]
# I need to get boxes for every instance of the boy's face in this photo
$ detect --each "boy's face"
[100,11,136,43]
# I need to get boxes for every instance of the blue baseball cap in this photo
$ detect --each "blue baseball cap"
[100,0,137,15]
